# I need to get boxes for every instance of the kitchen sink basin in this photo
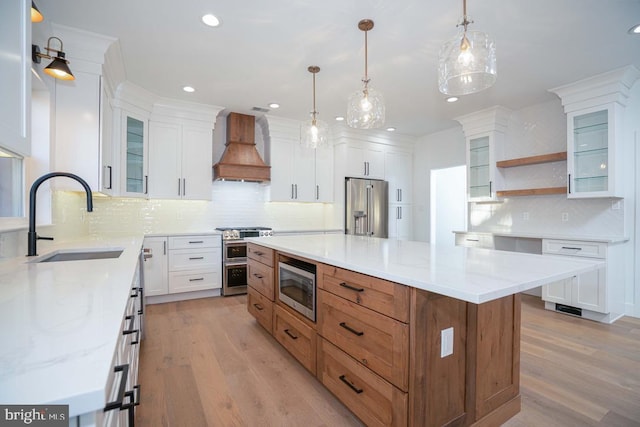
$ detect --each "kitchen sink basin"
[31,248,124,263]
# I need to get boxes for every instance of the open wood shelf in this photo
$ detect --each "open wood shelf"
[496,187,567,197]
[496,152,567,168]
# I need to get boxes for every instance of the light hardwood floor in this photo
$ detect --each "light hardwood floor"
[136,294,640,426]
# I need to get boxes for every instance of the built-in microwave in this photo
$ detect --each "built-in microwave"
[278,258,316,322]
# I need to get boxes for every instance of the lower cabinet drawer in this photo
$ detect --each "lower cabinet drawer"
[273,305,316,375]
[317,289,409,391]
[168,270,220,293]
[247,260,274,300]
[247,286,273,334]
[168,248,219,271]
[317,338,408,427]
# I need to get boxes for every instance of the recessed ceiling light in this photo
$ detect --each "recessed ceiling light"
[386,127,396,132]
[202,14,221,27]
[183,86,195,93]
[268,103,280,109]
[629,24,640,34]
[446,96,459,103]
[335,116,345,121]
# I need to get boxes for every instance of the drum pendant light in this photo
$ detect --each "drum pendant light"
[300,66,329,148]
[438,0,496,96]
[347,19,385,129]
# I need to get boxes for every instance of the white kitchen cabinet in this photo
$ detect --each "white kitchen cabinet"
[465,133,504,201]
[270,139,333,202]
[385,151,412,204]
[144,234,222,303]
[119,111,149,197]
[550,66,639,199]
[74,258,143,427]
[100,83,116,194]
[148,122,213,200]
[0,0,30,156]
[566,105,622,198]
[388,204,412,240]
[541,239,624,323]
[456,106,510,202]
[168,235,221,293]
[53,71,103,192]
[454,232,495,249]
[346,144,384,179]
[142,236,168,296]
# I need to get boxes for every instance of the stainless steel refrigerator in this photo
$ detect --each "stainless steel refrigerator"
[345,177,388,237]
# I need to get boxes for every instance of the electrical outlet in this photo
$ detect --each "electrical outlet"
[522,212,529,221]
[441,327,454,358]
[612,201,621,210]
[561,212,569,222]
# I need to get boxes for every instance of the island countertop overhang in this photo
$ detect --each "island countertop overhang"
[245,234,605,304]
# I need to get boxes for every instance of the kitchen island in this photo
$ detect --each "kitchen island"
[245,234,604,427]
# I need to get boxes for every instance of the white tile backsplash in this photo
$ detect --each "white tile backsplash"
[469,195,625,237]
[50,180,339,238]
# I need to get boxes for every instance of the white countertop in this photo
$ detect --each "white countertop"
[246,234,604,304]
[0,234,144,417]
[452,230,628,244]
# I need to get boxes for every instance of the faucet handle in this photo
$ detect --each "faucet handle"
[37,235,54,241]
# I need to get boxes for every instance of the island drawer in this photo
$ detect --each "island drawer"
[319,265,410,323]
[247,259,274,300]
[247,286,273,334]
[273,305,316,375]
[317,289,409,391]
[317,338,408,427]
[168,235,220,250]
[247,243,274,267]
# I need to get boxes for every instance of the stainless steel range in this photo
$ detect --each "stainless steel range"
[216,227,273,296]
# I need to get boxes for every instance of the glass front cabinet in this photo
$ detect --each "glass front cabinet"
[465,131,504,202]
[120,111,149,197]
[567,103,621,198]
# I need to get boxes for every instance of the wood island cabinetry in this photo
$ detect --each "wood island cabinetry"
[246,242,521,426]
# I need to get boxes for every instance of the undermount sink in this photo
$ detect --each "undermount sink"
[30,248,124,263]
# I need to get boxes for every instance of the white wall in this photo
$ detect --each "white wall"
[412,127,466,242]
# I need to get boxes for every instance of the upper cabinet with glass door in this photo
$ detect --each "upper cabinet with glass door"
[567,106,618,198]
[551,66,639,199]
[121,112,149,197]
[457,106,510,202]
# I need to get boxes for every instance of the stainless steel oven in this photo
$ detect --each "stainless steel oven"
[278,258,316,322]
[216,227,272,296]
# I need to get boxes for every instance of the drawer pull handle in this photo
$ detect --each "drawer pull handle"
[339,282,364,293]
[466,238,480,242]
[104,364,129,411]
[339,322,364,336]
[561,246,582,251]
[253,303,264,311]
[123,315,136,335]
[284,329,298,340]
[339,375,363,394]
[189,241,204,244]
[253,273,264,279]
[254,251,264,256]
[189,277,204,282]
[189,256,205,260]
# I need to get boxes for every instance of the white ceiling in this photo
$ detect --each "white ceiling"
[37,0,640,137]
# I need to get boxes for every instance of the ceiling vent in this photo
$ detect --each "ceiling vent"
[251,106,270,113]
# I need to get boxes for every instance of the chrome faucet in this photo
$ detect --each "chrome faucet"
[27,172,93,257]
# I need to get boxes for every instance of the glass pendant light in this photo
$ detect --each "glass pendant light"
[347,19,385,129]
[300,66,329,148]
[31,2,44,23]
[438,0,496,96]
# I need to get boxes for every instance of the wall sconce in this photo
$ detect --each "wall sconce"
[32,37,75,81]
[31,2,44,23]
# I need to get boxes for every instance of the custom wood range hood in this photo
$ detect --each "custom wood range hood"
[213,112,271,182]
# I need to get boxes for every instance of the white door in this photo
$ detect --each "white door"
[430,165,467,247]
